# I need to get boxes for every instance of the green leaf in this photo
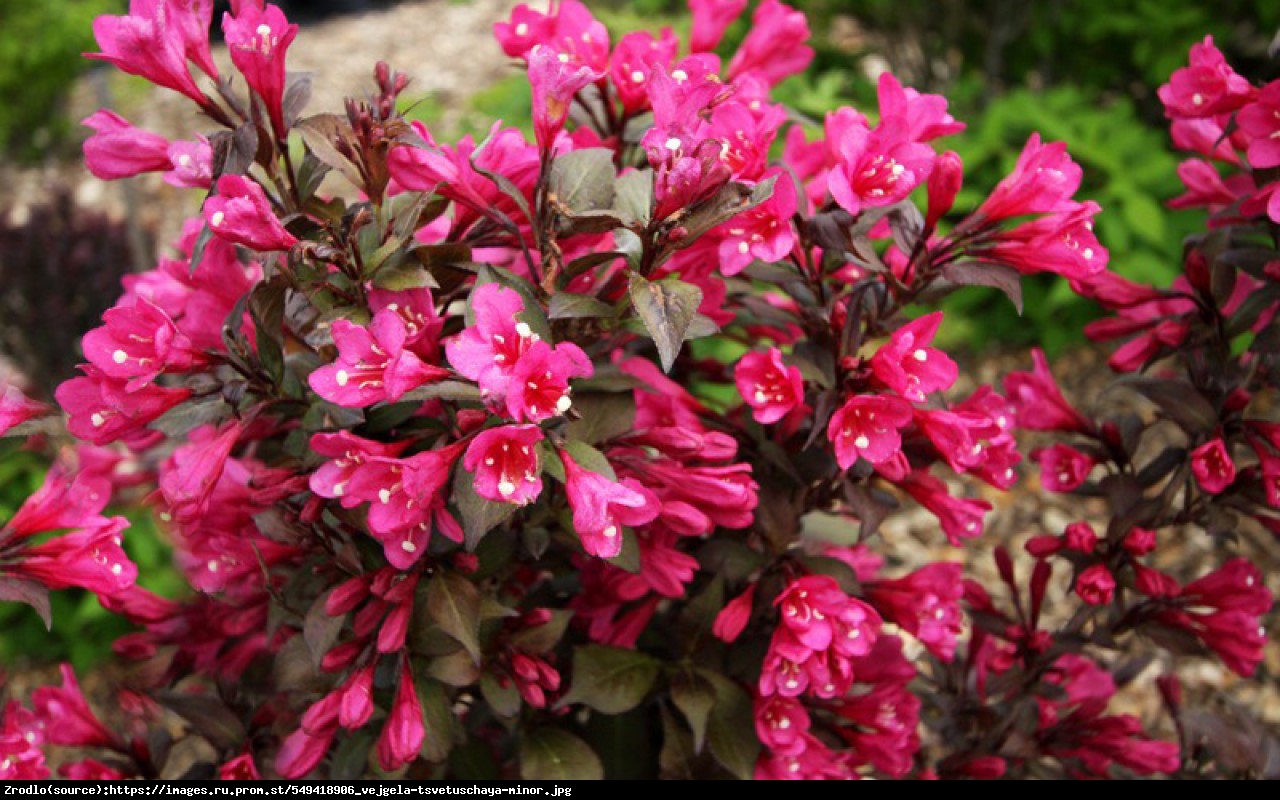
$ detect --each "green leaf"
[550,148,617,215]
[450,464,517,551]
[603,527,641,574]
[417,677,456,763]
[509,609,573,654]
[560,440,615,480]
[548,291,614,320]
[564,392,636,445]
[702,671,758,779]
[427,650,481,687]
[424,572,483,664]
[677,177,776,247]
[628,272,703,373]
[303,591,345,670]
[670,670,716,753]
[296,113,363,187]
[372,260,435,291]
[560,645,660,714]
[613,168,653,227]
[480,673,522,719]
[520,728,604,780]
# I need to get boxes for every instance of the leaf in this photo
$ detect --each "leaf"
[509,609,573,654]
[520,728,604,780]
[614,168,653,227]
[329,730,374,779]
[677,177,776,247]
[560,440,616,480]
[0,576,51,629]
[303,591,345,670]
[670,670,716,753]
[427,650,482,686]
[424,572,483,664]
[297,114,363,187]
[210,121,258,180]
[604,527,641,574]
[416,678,456,763]
[148,395,228,437]
[548,292,614,320]
[564,392,636,445]
[480,673,522,719]
[401,380,483,405]
[283,72,313,128]
[550,148,617,215]
[450,465,517,551]
[628,272,703,373]
[1113,376,1218,434]
[372,261,435,291]
[701,671,758,779]
[154,692,246,751]
[938,261,1024,314]
[560,645,661,714]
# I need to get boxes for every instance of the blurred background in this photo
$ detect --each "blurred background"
[0,0,1277,668]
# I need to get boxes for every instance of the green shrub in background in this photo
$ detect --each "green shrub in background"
[0,0,121,162]
[0,442,181,672]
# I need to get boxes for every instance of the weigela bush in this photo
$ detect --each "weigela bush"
[0,0,1277,781]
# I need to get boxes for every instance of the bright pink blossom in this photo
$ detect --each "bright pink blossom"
[376,655,426,772]
[218,752,261,780]
[1035,443,1095,492]
[165,136,213,188]
[1075,564,1115,606]
[204,174,299,251]
[88,0,207,104]
[309,432,410,508]
[0,383,46,436]
[560,451,659,558]
[81,297,199,390]
[977,134,1082,222]
[528,45,603,150]
[901,472,991,545]
[712,584,756,643]
[1157,35,1254,119]
[826,394,913,468]
[56,369,191,446]
[870,312,957,402]
[222,2,298,137]
[463,425,545,505]
[735,347,804,425]
[1004,348,1093,433]
[726,0,813,87]
[608,30,678,115]
[504,340,592,423]
[827,118,935,216]
[309,310,451,408]
[876,72,964,143]
[82,110,171,181]
[1237,81,1280,170]
[1191,438,1236,494]
[689,0,746,52]
[865,563,964,660]
[1063,521,1098,554]
[717,169,797,275]
[31,664,118,748]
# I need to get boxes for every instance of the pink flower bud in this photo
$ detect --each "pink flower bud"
[82,110,171,181]
[203,174,299,252]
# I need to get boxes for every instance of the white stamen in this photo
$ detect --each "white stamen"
[912,348,928,362]
[854,435,870,449]
[112,349,128,364]
[256,23,272,36]
[631,70,645,83]
[91,413,106,428]
[737,241,750,254]
[671,69,688,82]
[498,480,516,497]
[401,540,417,553]
[555,394,572,414]
[1192,93,1204,106]
[333,481,346,497]
[207,560,219,572]
[111,563,123,576]
[378,488,392,504]
[515,22,528,36]
[664,137,682,151]
[210,211,225,228]
[602,525,618,539]
[335,370,350,387]
[515,322,533,338]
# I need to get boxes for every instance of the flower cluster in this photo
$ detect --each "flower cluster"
[0,0,1275,783]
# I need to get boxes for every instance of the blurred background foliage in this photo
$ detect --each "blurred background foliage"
[1,0,1279,667]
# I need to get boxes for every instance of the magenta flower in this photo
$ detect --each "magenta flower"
[158,422,242,522]
[976,134,1083,222]
[826,394,913,469]
[56,369,192,446]
[726,0,813,87]
[21,517,135,598]
[1157,35,1254,119]
[493,4,554,59]
[901,472,991,545]
[870,312,957,402]
[463,425,545,505]
[712,584,757,644]
[222,2,298,137]
[1063,521,1098,554]
[827,118,935,216]
[1003,348,1093,433]
[984,201,1108,281]
[337,665,375,729]
[528,45,603,150]
[754,695,811,757]
[689,0,746,53]
[560,451,658,558]
[925,150,964,229]
[1237,82,1280,170]
[81,297,198,390]
[376,655,426,772]
[735,347,805,425]
[308,431,409,508]
[0,383,46,437]
[865,562,964,660]
[774,575,880,659]
[1191,438,1236,494]
[167,0,219,79]
[309,310,451,408]
[717,170,798,275]
[445,283,535,396]
[31,664,119,749]
[82,110,171,181]
[504,340,592,423]
[217,752,261,781]
[1123,526,1157,556]
[203,174,299,252]
[608,30,678,114]
[876,73,964,143]
[1035,443,1096,492]
[88,0,207,105]
[164,136,213,188]
[1075,564,1116,606]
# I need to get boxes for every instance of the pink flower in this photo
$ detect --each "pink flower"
[222,3,298,137]
[609,30,679,114]
[865,563,964,660]
[1191,438,1236,494]
[689,0,746,52]
[1124,527,1157,556]
[21,518,136,598]
[528,45,603,150]
[773,575,879,658]
[218,752,261,780]
[504,341,592,423]
[88,0,207,105]
[876,72,964,143]
[376,655,426,772]
[82,110,171,181]
[309,310,451,408]
[31,664,118,748]
[560,451,659,558]
[445,283,536,396]
[204,174,299,251]
[1063,521,1098,554]
[56,370,191,446]
[754,733,852,780]
[463,425,545,505]
[1075,564,1115,605]
[735,347,804,425]
[1237,82,1280,170]
[158,422,242,522]
[81,297,198,390]
[754,695,810,757]
[167,0,219,79]
[717,169,798,275]
[976,134,1083,222]
[1168,158,1248,214]
[901,471,991,545]
[712,584,756,643]
[1157,35,1254,119]
[826,394,913,468]
[827,118,935,216]
[1035,443,1095,492]
[870,312,957,402]
[308,431,409,508]
[1003,348,1093,433]
[726,0,813,87]
[0,703,48,780]
[926,150,964,229]
[509,651,561,708]
[983,201,1108,281]
[338,665,375,729]
[0,383,46,436]
[165,136,213,188]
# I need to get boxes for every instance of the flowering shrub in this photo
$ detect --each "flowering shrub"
[0,0,1277,781]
